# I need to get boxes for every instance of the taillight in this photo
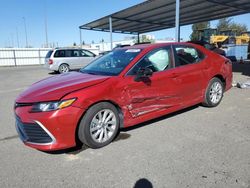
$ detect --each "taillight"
[48,59,53,65]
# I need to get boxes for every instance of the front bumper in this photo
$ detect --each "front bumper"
[15,105,84,151]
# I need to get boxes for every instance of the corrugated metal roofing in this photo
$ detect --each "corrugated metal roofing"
[79,0,250,34]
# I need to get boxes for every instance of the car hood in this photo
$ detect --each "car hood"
[16,72,110,103]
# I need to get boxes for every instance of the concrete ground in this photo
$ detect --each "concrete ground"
[0,64,249,188]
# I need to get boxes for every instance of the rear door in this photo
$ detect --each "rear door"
[172,44,206,105]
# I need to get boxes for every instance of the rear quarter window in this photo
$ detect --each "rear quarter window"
[45,50,53,58]
[54,50,65,58]
[173,45,205,67]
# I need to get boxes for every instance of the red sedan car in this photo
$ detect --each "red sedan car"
[14,43,232,151]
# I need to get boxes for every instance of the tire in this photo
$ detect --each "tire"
[78,102,120,149]
[202,77,224,107]
[58,64,69,73]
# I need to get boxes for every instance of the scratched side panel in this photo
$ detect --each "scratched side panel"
[123,70,183,118]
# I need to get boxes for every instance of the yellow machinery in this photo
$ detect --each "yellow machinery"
[235,32,250,45]
[210,30,250,45]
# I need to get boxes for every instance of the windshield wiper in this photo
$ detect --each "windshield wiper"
[80,70,98,75]
[87,72,97,75]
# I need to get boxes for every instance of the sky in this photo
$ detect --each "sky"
[0,0,250,48]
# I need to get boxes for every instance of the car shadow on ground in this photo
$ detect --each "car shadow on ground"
[232,62,250,77]
[44,104,199,155]
[43,132,133,155]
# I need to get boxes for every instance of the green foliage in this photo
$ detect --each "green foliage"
[216,18,232,32]
[141,35,153,43]
[134,35,155,43]
[190,18,248,41]
[190,22,210,41]
[217,18,248,35]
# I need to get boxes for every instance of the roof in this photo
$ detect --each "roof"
[79,0,250,35]
[115,42,199,50]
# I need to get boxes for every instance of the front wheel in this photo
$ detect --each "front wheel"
[202,77,224,107]
[78,102,119,149]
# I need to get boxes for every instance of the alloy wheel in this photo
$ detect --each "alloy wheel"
[209,81,223,104]
[59,64,69,73]
[90,109,117,143]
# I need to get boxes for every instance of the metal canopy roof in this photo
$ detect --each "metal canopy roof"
[79,0,250,35]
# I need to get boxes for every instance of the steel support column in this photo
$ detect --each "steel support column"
[79,28,82,48]
[109,17,113,50]
[137,33,140,43]
[175,0,180,42]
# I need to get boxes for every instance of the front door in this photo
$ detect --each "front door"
[79,49,96,68]
[122,47,183,118]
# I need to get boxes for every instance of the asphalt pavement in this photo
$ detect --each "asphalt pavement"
[0,64,249,188]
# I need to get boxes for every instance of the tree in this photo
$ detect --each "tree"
[134,34,155,43]
[229,23,248,35]
[217,18,247,35]
[73,42,77,46]
[216,18,232,32]
[190,21,210,41]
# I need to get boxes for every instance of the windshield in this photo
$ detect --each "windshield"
[80,49,141,76]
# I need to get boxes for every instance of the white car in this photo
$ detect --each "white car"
[44,48,97,73]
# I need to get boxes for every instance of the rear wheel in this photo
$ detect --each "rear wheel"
[58,64,69,73]
[203,77,224,107]
[78,102,119,148]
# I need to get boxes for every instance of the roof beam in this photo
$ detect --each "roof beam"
[126,22,175,34]
[112,16,170,27]
[181,10,245,26]
[109,1,206,30]
[205,0,250,12]
[79,0,250,38]
[91,1,177,29]
[80,27,138,35]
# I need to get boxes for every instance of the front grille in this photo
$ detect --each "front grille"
[15,116,53,144]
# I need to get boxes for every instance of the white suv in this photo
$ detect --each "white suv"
[44,48,97,73]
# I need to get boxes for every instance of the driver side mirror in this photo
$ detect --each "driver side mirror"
[134,67,153,82]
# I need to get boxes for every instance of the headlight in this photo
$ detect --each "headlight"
[31,98,76,112]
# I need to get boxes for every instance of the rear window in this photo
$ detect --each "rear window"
[45,50,53,58]
[54,50,65,57]
[54,50,80,58]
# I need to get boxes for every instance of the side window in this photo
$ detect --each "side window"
[81,50,95,57]
[127,48,171,75]
[54,50,65,58]
[71,50,80,57]
[65,50,72,57]
[174,45,204,67]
